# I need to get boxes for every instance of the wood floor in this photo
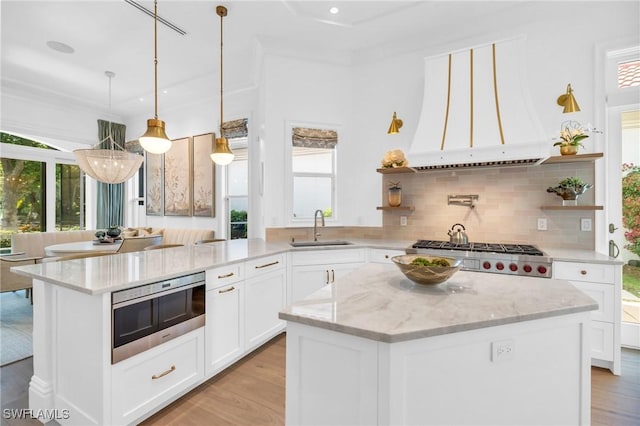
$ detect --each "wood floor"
[1,334,638,426]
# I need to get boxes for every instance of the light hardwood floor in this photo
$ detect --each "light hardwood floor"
[1,334,638,425]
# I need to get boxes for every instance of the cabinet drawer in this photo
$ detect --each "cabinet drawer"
[570,281,614,322]
[291,248,366,266]
[112,328,204,424]
[245,253,285,278]
[206,263,244,289]
[367,248,405,263]
[590,321,614,362]
[553,261,615,284]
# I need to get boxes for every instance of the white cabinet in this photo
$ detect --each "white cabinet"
[553,260,621,375]
[245,254,287,351]
[367,248,405,264]
[205,267,245,377]
[289,248,366,303]
[112,328,205,425]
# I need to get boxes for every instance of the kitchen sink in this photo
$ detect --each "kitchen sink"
[289,240,353,247]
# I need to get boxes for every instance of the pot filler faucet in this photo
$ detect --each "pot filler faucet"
[313,209,325,242]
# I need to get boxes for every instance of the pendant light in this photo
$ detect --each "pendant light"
[74,71,144,184]
[210,5,234,166]
[139,0,172,154]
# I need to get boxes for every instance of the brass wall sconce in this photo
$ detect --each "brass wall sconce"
[387,112,403,134]
[556,84,581,113]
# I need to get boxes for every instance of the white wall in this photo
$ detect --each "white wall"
[2,2,638,239]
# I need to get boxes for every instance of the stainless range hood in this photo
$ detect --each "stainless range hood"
[409,37,551,170]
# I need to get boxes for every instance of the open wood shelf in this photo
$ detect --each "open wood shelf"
[540,205,603,211]
[376,167,417,174]
[541,153,603,164]
[376,206,415,211]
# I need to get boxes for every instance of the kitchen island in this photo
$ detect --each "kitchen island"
[279,263,598,426]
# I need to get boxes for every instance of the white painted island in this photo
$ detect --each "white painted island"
[279,263,598,426]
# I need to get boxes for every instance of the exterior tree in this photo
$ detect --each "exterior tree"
[622,163,640,257]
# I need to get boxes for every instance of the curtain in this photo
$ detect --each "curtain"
[221,118,248,139]
[96,119,126,229]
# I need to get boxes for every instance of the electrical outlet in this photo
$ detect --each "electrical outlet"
[400,216,407,226]
[580,218,592,232]
[537,218,547,231]
[491,339,515,362]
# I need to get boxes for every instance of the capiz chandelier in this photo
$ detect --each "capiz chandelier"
[74,71,143,184]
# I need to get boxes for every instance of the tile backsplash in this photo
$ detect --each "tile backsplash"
[267,162,597,250]
[378,163,596,249]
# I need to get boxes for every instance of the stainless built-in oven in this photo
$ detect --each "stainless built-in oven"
[111,272,205,364]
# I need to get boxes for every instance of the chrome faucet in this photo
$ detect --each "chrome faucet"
[313,209,325,242]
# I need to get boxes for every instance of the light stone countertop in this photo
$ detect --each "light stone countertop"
[11,236,620,296]
[279,263,598,343]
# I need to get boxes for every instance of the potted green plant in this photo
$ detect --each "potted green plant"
[547,176,592,201]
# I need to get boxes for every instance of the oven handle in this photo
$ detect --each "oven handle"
[112,281,205,309]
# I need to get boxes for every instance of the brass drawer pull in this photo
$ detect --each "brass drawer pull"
[580,270,587,275]
[152,365,176,380]
[217,272,235,279]
[255,260,279,269]
[218,286,235,294]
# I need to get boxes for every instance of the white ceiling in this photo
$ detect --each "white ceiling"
[1,1,556,119]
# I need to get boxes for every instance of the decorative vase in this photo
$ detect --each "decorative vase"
[560,145,578,156]
[388,188,402,207]
[107,226,121,238]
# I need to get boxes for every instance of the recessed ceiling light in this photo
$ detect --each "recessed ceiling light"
[139,98,145,102]
[46,40,74,54]
[329,7,339,15]
[163,90,168,94]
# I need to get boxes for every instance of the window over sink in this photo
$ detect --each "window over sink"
[286,124,339,223]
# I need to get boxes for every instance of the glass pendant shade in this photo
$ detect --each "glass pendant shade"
[210,136,234,165]
[139,118,172,154]
[74,148,143,184]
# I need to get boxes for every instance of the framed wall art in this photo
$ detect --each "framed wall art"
[164,137,192,216]
[145,152,163,216]
[192,133,216,217]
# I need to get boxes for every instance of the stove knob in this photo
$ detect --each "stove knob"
[509,263,518,272]
[537,265,548,275]
[483,261,491,270]
[496,262,504,270]
[523,265,533,273]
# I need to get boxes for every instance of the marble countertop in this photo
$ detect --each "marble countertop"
[279,263,598,343]
[11,239,291,295]
[11,236,619,295]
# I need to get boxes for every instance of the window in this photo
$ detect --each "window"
[223,118,249,240]
[0,132,85,249]
[291,127,337,221]
[227,142,248,239]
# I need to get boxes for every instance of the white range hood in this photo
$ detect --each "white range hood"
[409,37,551,170]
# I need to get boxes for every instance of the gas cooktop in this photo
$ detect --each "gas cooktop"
[411,240,545,256]
[407,239,552,278]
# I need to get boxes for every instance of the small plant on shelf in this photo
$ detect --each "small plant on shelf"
[553,120,590,155]
[388,181,402,207]
[547,176,592,200]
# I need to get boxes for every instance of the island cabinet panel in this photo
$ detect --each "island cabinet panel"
[289,248,366,303]
[287,314,592,426]
[245,256,287,351]
[111,328,205,425]
[285,323,378,426]
[553,260,621,375]
[205,274,245,377]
